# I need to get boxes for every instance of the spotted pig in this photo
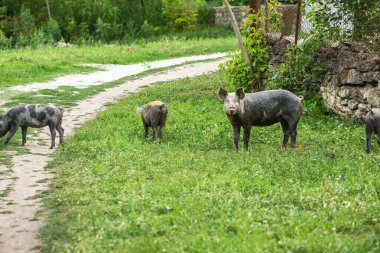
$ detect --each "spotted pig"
[137,101,168,143]
[0,104,64,149]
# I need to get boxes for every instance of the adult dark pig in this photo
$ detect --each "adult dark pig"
[137,101,168,143]
[218,87,302,150]
[0,104,64,149]
[365,108,380,153]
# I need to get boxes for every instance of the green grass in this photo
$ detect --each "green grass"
[0,35,236,89]
[42,72,380,252]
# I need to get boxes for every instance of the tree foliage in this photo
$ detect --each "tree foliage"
[0,0,217,48]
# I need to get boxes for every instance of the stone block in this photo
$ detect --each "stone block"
[362,72,380,83]
[338,87,351,98]
[364,87,380,107]
[340,69,363,85]
[358,103,368,111]
[347,100,359,110]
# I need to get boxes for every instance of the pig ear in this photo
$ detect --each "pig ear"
[218,87,228,100]
[236,88,245,100]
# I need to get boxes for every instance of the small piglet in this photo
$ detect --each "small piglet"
[137,101,168,142]
[365,108,380,153]
[218,87,302,150]
[0,104,64,149]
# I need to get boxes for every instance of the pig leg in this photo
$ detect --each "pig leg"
[232,126,240,150]
[3,123,18,145]
[243,126,251,150]
[158,126,164,142]
[283,115,299,148]
[280,121,290,147]
[48,122,56,149]
[21,126,27,146]
[143,122,149,139]
[288,121,298,148]
[56,124,64,146]
[152,126,157,143]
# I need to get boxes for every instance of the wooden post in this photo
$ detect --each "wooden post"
[294,0,302,46]
[263,0,269,32]
[45,0,51,20]
[222,0,254,79]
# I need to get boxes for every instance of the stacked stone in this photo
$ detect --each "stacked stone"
[320,41,380,120]
[214,6,249,27]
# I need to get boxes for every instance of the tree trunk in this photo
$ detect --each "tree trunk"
[249,0,261,29]
[294,0,302,46]
[263,0,269,32]
[93,0,97,16]
[45,0,51,20]
[222,0,254,83]
[140,0,147,14]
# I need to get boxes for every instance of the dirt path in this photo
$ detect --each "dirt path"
[0,57,226,252]
[8,53,226,93]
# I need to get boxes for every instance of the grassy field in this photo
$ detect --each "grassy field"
[0,30,236,89]
[42,72,380,252]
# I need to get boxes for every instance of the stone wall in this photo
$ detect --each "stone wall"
[214,6,249,27]
[320,41,380,120]
[214,5,297,34]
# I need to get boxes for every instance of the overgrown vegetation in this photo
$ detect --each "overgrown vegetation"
[265,35,329,98]
[42,72,380,252]
[305,0,380,42]
[220,0,282,91]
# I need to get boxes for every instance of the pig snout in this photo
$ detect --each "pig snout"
[227,106,238,115]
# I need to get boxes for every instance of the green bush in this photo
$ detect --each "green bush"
[220,0,283,91]
[94,18,112,42]
[0,29,11,49]
[162,0,198,31]
[265,35,328,98]
[42,19,61,42]
[220,12,270,91]
[196,1,215,25]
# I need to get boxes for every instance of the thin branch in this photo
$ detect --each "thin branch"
[222,0,254,79]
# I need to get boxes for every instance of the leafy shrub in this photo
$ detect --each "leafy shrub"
[29,29,49,48]
[196,1,215,25]
[0,29,11,49]
[305,0,380,42]
[42,19,61,42]
[220,13,269,91]
[16,5,35,37]
[162,0,198,31]
[265,35,328,98]
[95,18,112,42]
[220,1,283,91]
